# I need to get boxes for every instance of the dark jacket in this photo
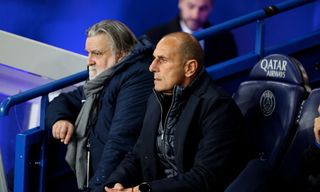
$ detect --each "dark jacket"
[300,143,320,192]
[145,16,237,67]
[45,36,154,191]
[106,70,248,192]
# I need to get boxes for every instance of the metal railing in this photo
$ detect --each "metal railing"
[193,0,318,80]
[0,70,88,116]
[0,0,317,117]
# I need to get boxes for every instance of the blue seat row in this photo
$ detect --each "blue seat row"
[226,54,319,191]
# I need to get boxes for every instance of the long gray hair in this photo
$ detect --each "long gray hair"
[86,19,138,56]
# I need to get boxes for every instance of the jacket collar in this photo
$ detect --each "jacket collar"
[153,67,207,102]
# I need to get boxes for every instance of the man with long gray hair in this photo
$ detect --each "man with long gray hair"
[46,19,154,191]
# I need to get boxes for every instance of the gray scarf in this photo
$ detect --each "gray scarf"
[0,149,8,192]
[65,65,117,189]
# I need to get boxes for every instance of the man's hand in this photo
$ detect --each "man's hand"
[52,120,74,144]
[314,105,320,144]
[314,116,320,144]
[104,183,139,192]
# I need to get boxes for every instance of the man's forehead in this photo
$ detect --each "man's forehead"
[158,36,180,48]
[86,35,109,48]
[154,38,179,56]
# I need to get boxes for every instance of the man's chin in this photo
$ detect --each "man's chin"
[186,22,202,31]
[190,26,201,31]
[89,71,97,80]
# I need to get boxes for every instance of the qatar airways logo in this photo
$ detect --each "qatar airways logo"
[260,59,287,78]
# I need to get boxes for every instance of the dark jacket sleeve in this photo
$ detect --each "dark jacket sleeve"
[105,137,144,188]
[215,31,237,61]
[45,87,84,128]
[89,68,153,190]
[144,17,180,45]
[146,99,246,192]
[205,31,238,66]
[105,95,155,188]
[300,143,320,191]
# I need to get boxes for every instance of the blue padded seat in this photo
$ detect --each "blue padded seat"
[233,54,310,166]
[277,88,320,190]
[226,54,310,192]
[225,159,273,192]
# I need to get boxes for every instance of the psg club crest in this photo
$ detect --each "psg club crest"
[260,90,276,116]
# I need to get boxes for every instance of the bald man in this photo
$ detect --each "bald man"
[105,32,247,192]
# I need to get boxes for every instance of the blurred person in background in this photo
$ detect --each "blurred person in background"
[145,0,237,67]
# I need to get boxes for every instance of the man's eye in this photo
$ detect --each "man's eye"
[153,56,167,64]
[159,58,167,63]
[92,51,103,56]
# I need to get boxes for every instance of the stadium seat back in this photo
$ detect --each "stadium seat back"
[278,88,320,186]
[233,54,310,166]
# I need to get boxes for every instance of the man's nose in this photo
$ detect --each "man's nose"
[149,60,157,72]
[87,56,95,66]
[190,8,200,19]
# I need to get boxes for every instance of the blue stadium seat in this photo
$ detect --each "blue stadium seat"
[226,54,310,191]
[225,159,273,192]
[233,54,310,166]
[277,88,320,190]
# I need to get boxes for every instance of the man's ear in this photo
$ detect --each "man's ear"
[184,59,198,78]
[178,0,183,10]
[116,52,125,62]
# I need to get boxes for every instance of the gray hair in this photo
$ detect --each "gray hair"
[86,19,138,56]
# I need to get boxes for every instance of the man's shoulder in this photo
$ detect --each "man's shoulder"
[119,43,153,73]
[148,19,179,32]
[145,17,181,43]
[193,73,233,102]
[202,21,234,41]
[116,60,151,81]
